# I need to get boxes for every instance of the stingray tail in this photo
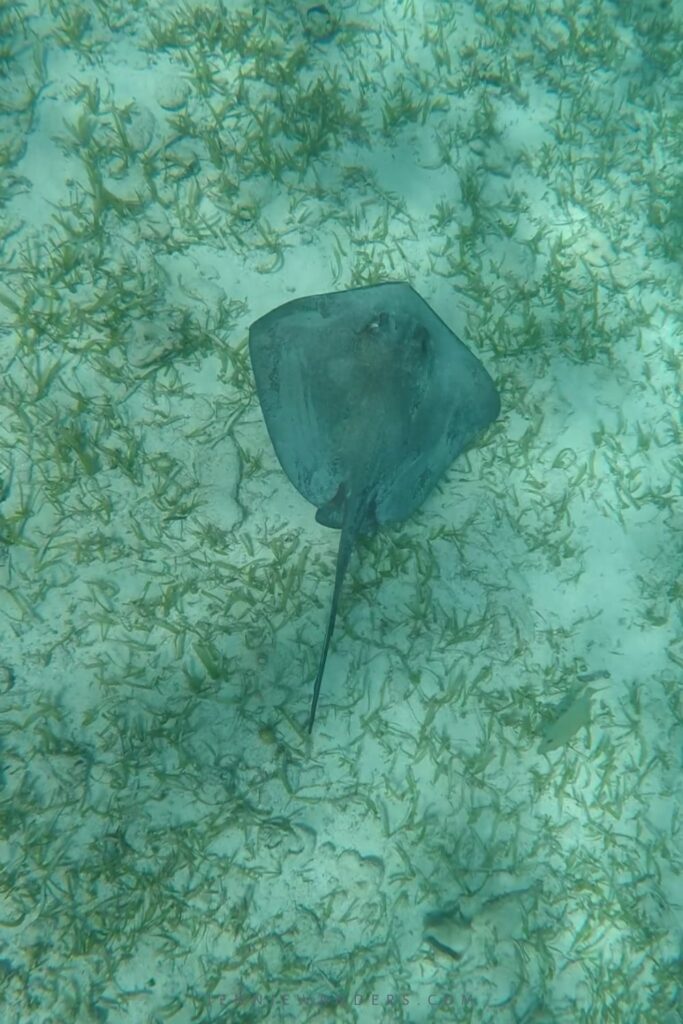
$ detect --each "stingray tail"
[307,497,360,733]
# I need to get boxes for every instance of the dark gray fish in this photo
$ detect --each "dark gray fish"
[249,282,500,732]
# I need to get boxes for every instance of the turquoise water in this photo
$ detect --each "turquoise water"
[0,1,681,1021]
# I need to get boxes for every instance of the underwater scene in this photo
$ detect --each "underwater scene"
[0,0,681,1021]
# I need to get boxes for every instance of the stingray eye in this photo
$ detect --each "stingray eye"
[364,313,388,337]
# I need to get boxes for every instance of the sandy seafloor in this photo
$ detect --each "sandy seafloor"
[0,0,682,1021]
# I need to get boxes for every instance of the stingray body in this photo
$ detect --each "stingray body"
[249,282,499,732]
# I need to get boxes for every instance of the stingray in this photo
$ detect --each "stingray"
[249,281,500,732]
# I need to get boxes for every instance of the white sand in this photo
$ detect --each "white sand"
[0,1,681,1021]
